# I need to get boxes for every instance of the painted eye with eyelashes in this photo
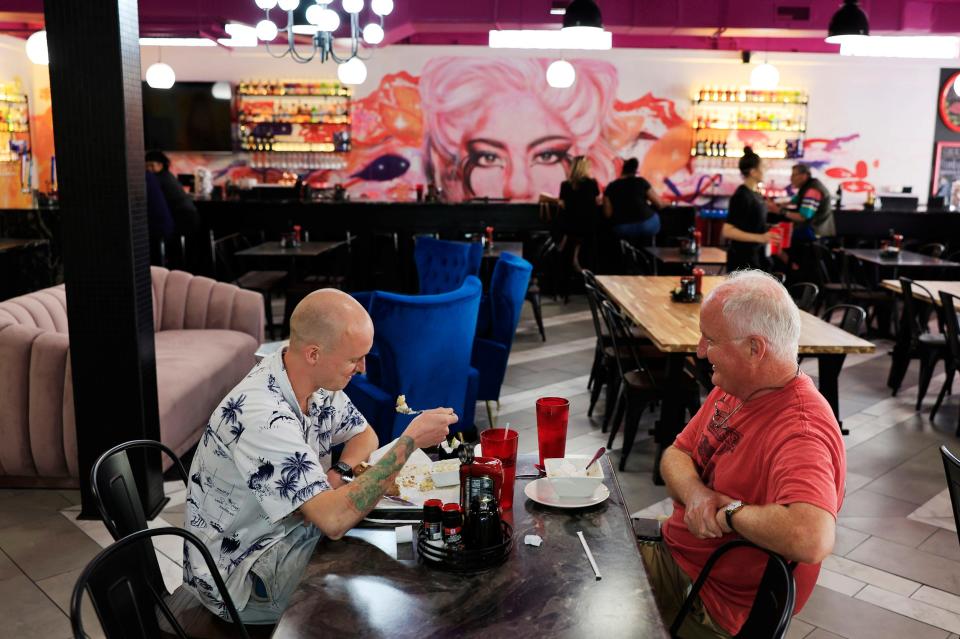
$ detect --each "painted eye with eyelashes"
[473,151,504,168]
[531,148,569,165]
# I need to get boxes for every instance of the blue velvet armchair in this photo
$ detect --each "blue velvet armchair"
[415,237,479,294]
[472,253,533,425]
[345,276,482,442]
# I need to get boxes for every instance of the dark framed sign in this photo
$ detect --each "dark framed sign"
[931,141,960,207]
[939,71,960,133]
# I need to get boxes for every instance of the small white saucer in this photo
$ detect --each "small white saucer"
[524,478,610,509]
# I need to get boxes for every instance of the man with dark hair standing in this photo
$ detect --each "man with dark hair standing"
[603,157,667,243]
[146,149,202,271]
[779,163,835,280]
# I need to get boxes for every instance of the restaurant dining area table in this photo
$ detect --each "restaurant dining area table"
[269,453,667,639]
[236,240,347,281]
[880,279,960,306]
[642,246,727,274]
[840,247,960,280]
[596,275,875,482]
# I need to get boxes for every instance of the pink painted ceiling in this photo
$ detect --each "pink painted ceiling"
[4,0,960,53]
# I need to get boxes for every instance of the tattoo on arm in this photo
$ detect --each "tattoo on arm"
[346,435,415,514]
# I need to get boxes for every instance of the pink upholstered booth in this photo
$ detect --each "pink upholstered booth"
[0,267,264,488]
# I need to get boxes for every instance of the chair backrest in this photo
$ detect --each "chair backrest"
[368,276,482,439]
[898,278,944,341]
[414,237,475,295]
[582,276,608,343]
[670,539,796,639]
[91,439,189,541]
[940,446,960,545]
[810,242,839,286]
[918,242,947,258]
[938,292,960,365]
[487,252,533,347]
[788,282,819,313]
[599,299,657,389]
[71,526,249,639]
[821,304,867,337]
[210,232,250,284]
[619,239,652,275]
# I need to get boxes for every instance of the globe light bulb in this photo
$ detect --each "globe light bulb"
[315,7,341,31]
[255,0,278,9]
[211,81,232,100]
[25,31,48,65]
[750,62,780,90]
[256,19,279,41]
[342,0,364,13]
[362,23,384,45]
[145,62,176,89]
[546,60,575,88]
[371,0,394,16]
[337,57,367,85]
[278,0,300,11]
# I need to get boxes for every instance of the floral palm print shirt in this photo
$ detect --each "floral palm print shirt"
[182,349,367,617]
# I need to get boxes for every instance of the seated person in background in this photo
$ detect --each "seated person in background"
[183,289,456,624]
[603,157,667,243]
[640,270,845,638]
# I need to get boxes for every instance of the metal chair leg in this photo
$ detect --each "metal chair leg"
[485,401,496,428]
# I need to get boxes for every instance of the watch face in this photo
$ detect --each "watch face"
[726,500,743,513]
[334,461,353,476]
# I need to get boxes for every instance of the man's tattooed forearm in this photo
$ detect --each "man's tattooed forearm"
[346,436,416,514]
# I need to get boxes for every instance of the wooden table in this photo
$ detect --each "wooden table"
[642,246,727,274]
[236,240,346,280]
[271,454,668,639]
[596,276,875,481]
[881,279,960,307]
[842,248,960,282]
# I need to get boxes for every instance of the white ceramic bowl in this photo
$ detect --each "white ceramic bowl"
[429,459,461,487]
[544,456,604,499]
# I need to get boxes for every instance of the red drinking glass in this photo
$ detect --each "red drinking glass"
[536,397,570,467]
[480,429,519,510]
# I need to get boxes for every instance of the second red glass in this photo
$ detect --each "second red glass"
[536,397,570,467]
[480,429,519,510]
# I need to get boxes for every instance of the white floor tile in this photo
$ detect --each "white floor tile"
[913,586,960,616]
[909,491,957,533]
[817,568,866,597]
[508,337,595,366]
[856,585,960,634]
[824,554,921,597]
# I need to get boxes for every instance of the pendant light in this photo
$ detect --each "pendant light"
[546,60,576,88]
[826,0,869,44]
[562,0,602,30]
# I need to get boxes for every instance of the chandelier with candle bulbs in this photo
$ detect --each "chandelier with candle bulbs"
[252,0,394,85]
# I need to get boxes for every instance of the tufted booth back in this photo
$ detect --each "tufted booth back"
[0,267,263,486]
[414,237,478,295]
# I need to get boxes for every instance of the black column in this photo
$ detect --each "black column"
[44,0,165,519]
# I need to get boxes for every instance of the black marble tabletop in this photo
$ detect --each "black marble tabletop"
[270,454,668,639]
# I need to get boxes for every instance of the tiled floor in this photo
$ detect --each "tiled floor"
[3,294,960,638]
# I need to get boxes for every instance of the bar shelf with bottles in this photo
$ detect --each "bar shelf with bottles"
[236,79,351,169]
[0,82,30,165]
[690,85,808,160]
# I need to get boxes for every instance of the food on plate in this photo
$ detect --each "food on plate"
[432,459,461,473]
[546,458,588,478]
[395,395,415,414]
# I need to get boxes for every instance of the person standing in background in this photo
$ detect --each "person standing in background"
[146,150,203,272]
[603,157,667,244]
[145,170,175,266]
[557,155,602,273]
[722,147,777,273]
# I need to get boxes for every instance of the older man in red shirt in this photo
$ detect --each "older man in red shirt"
[640,269,846,638]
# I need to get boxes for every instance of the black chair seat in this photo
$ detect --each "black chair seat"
[237,270,287,292]
[167,587,274,639]
[624,368,659,391]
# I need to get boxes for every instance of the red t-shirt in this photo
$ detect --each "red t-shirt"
[661,372,846,635]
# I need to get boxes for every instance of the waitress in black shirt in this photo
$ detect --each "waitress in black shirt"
[723,146,777,272]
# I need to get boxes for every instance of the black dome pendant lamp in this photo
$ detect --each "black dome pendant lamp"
[826,0,870,44]
[562,0,603,31]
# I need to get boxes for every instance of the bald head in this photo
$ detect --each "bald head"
[289,289,371,350]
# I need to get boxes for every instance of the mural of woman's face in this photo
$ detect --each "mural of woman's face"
[460,96,573,201]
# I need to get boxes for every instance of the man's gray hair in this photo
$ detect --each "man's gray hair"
[704,270,801,363]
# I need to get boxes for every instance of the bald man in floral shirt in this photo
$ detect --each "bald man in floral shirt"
[184,289,455,624]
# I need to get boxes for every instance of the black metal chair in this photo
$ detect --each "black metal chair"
[71,527,250,639]
[931,292,960,430]
[940,447,960,541]
[91,439,189,542]
[671,539,796,639]
[619,239,654,275]
[525,236,557,341]
[788,282,819,313]
[821,304,867,337]
[211,231,287,339]
[917,242,947,258]
[887,278,948,406]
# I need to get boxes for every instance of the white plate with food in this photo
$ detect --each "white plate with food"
[524,478,609,509]
[364,440,461,509]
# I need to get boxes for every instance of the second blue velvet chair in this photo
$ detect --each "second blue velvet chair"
[472,252,533,426]
[415,237,481,295]
[345,276,482,442]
